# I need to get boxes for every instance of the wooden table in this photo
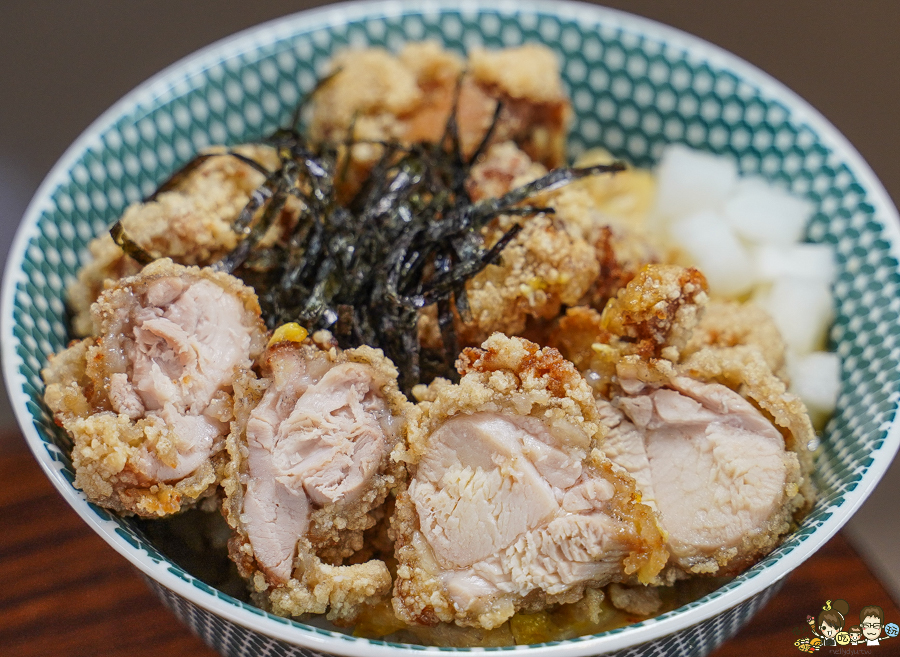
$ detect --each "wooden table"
[3,447,898,657]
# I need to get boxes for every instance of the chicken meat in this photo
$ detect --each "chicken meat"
[391,333,667,629]
[43,259,267,516]
[222,334,410,621]
[550,264,816,578]
[309,42,570,199]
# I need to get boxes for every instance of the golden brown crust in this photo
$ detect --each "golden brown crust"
[404,334,604,463]
[67,144,290,337]
[546,306,611,374]
[68,236,144,337]
[599,264,709,360]
[547,265,709,398]
[418,215,600,351]
[539,149,659,308]
[544,148,657,245]
[47,40,830,644]
[683,300,788,381]
[309,43,570,199]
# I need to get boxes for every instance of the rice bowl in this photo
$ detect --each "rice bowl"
[4,1,900,656]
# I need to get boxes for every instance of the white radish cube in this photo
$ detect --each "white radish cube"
[670,210,756,298]
[654,144,738,219]
[789,351,841,412]
[753,243,837,286]
[760,277,833,354]
[723,177,813,246]
[789,351,841,427]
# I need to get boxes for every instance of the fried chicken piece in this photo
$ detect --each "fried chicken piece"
[466,141,548,203]
[445,215,601,348]
[599,264,708,360]
[683,300,788,381]
[309,42,570,197]
[550,264,815,579]
[43,259,267,516]
[424,144,657,354]
[548,149,657,244]
[392,334,667,630]
[468,143,662,313]
[420,142,600,351]
[222,337,411,622]
[599,365,811,578]
[547,264,708,384]
[678,345,816,502]
[68,144,289,336]
[542,148,659,308]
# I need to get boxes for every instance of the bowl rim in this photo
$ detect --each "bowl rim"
[4,0,900,655]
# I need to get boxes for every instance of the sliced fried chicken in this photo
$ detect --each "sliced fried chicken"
[600,372,807,577]
[550,264,815,578]
[223,337,410,621]
[43,259,267,516]
[392,334,666,629]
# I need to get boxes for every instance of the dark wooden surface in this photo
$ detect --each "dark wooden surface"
[3,448,898,657]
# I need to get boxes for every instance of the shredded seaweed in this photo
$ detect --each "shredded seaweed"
[112,78,625,393]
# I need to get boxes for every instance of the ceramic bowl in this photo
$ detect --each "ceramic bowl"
[4,1,899,656]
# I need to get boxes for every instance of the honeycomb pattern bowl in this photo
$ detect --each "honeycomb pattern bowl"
[4,1,900,656]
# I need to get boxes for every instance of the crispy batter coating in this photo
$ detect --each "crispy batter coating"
[309,42,570,197]
[421,144,659,351]
[683,300,788,381]
[392,334,667,629]
[607,582,662,617]
[545,306,610,374]
[539,148,659,309]
[223,340,410,622]
[466,141,548,203]
[68,144,288,336]
[68,234,144,337]
[420,142,601,350]
[600,264,709,359]
[547,149,657,244]
[549,264,709,389]
[43,259,267,517]
[423,215,601,349]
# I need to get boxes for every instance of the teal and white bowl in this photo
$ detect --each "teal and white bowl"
[3,1,899,655]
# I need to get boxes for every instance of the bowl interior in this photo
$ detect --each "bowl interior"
[5,0,900,653]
